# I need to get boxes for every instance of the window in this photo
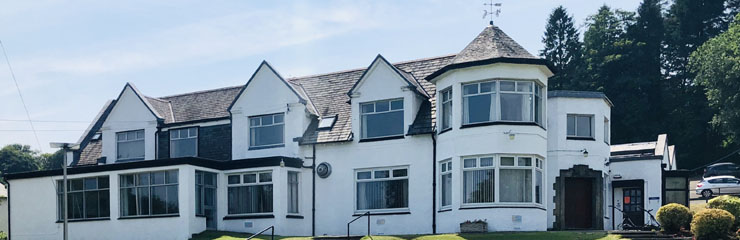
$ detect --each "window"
[461,155,544,206]
[170,127,197,158]
[318,117,336,130]
[120,170,179,217]
[288,171,299,214]
[604,117,610,144]
[355,166,408,211]
[116,130,145,161]
[440,160,452,208]
[462,80,544,125]
[195,171,216,215]
[440,88,452,130]
[227,171,273,214]
[57,176,110,220]
[462,156,495,204]
[361,99,404,139]
[249,113,285,148]
[567,114,594,138]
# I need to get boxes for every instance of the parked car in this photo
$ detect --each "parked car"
[696,175,740,198]
[703,162,740,178]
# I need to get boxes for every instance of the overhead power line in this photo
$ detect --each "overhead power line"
[1,39,43,150]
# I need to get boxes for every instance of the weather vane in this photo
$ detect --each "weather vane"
[483,0,502,25]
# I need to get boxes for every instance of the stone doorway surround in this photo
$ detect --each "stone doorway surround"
[553,164,604,230]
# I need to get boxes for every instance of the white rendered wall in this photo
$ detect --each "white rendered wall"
[609,159,663,229]
[7,165,204,240]
[230,64,311,160]
[546,97,612,229]
[101,85,159,163]
[0,197,6,234]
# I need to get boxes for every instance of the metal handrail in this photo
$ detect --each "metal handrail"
[347,211,371,239]
[247,225,274,240]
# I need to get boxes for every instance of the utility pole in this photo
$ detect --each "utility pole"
[50,142,79,240]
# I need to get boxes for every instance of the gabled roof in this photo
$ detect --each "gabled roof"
[227,61,313,115]
[72,100,115,166]
[347,54,430,99]
[426,25,552,81]
[118,83,166,122]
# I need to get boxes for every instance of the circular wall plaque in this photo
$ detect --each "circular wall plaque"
[316,162,332,178]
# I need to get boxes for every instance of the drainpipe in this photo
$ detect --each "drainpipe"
[431,134,437,234]
[311,144,316,236]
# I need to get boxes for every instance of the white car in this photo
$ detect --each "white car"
[697,175,740,198]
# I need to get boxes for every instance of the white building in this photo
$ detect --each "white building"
[3,25,687,240]
[1,183,7,234]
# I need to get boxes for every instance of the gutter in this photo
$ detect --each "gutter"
[430,134,437,234]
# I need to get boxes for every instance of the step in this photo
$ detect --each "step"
[313,235,364,240]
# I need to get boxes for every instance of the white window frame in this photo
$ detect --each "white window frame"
[249,113,285,149]
[287,171,300,214]
[462,80,545,126]
[439,159,452,209]
[226,170,273,215]
[567,114,595,139]
[354,166,409,213]
[439,88,452,131]
[604,117,610,144]
[459,154,545,208]
[170,127,198,158]
[116,129,145,161]
[119,170,180,217]
[360,99,404,140]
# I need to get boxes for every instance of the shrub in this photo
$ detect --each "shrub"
[656,203,692,233]
[708,195,740,227]
[691,209,735,240]
[0,231,7,240]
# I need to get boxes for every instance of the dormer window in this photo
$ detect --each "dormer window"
[116,130,144,161]
[360,99,404,139]
[249,113,285,149]
[462,80,544,126]
[170,127,197,158]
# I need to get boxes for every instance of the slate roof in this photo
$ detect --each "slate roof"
[451,25,537,64]
[158,86,242,123]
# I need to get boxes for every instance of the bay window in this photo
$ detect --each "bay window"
[462,156,495,204]
[499,156,532,203]
[116,129,144,161]
[120,170,179,217]
[460,155,544,206]
[440,160,452,208]
[355,167,408,211]
[57,176,110,220]
[440,88,452,130]
[249,113,284,148]
[170,127,197,158]
[361,99,404,139]
[462,80,544,126]
[227,171,273,214]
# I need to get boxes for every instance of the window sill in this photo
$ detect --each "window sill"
[118,214,180,220]
[459,204,545,211]
[56,217,110,223]
[223,214,274,220]
[460,121,545,130]
[438,208,452,213]
[286,215,304,219]
[358,135,404,143]
[195,214,206,218]
[566,136,596,141]
[438,128,452,135]
[352,211,411,216]
[249,145,285,151]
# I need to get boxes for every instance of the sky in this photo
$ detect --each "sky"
[0,0,642,153]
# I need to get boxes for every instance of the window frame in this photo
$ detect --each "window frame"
[56,176,110,221]
[566,114,595,139]
[287,171,300,214]
[439,88,453,131]
[461,79,545,127]
[116,129,145,161]
[359,98,405,140]
[439,159,453,209]
[459,154,545,208]
[604,117,610,145]
[169,127,198,158]
[226,170,274,216]
[119,170,180,218]
[354,166,410,213]
[248,113,285,149]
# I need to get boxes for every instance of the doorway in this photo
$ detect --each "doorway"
[623,188,644,226]
[196,171,217,230]
[565,178,594,229]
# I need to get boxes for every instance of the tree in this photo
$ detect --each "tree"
[38,149,65,170]
[0,144,40,174]
[540,6,583,90]
[691,13,740,144]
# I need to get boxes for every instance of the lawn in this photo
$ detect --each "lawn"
[190,231,622,240]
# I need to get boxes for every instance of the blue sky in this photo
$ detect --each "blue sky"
[0,0,641,153]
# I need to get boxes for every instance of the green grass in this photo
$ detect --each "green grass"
[191,231,622,240]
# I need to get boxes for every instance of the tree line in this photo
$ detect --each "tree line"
[0,144,64,177]
[541,0,740,169]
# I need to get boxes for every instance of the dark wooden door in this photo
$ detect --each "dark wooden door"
[565,178,593,229]
[623,188,644,226]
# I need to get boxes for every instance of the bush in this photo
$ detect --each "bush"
[0,231,7,240]
[691,209,735,240]
[656,203,692,233]
[708,195,740,227]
